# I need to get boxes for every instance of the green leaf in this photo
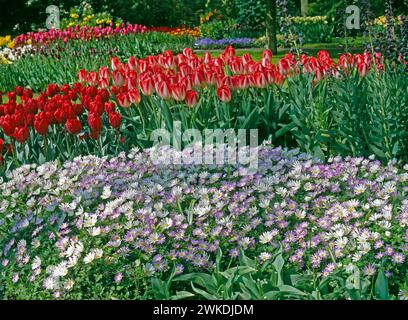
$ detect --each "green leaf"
[239,249,256,268]
[374,270,389,300]
[278,284,308,297]
[191,283,218,300]
[171,291,195,300]
[272,253,285,286]
[151,277,169,300]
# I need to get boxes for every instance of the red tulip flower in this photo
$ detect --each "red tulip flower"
[128,89,141,105]
[110,57,121,71]
[105,102,116,113]
[14,126,29,143]
[112,70,125,87]
[87,113,102,133]
[185,90,199,107]
[171,83,187,101]
[262,49,273,62]
[0,115,16,136]
[109,111,122,129]
[254,72,268,88]
[157,81,171,100]
[357,62,368,77]
[139,77,155,96]
[66,118,82,135]
[217,86,231,103]
[34,116,49,136]
[117,93,131,108]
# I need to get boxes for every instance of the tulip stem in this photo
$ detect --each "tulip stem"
[11,138,20,168]
[44,136,49,161]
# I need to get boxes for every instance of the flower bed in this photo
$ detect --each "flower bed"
[2,46,406,175]
[194,38,256,49]
[0,145,406,299]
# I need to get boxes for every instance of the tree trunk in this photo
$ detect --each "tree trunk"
[301,0,308,16]
[266,0,278,54]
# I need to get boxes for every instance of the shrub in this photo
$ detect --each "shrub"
[283,16,334,44]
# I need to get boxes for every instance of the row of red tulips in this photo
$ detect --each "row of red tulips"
[0,46,385,166]
[13,23,148,47]
[77,46,383,108]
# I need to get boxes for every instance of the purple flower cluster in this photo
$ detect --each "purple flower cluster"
[194,38,254,48]
[0,146,406,297]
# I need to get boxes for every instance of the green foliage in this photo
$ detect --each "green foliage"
[285,16,334,43]
[199,18,236,39]
[60,1,118,29]
[234,0,266,37]
[149,249,398,300]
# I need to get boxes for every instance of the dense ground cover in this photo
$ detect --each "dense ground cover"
[0,145,407,299]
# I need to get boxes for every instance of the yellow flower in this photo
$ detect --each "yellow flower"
[71,13,79,19]
[0,56,10,64]
[7,41,14,49]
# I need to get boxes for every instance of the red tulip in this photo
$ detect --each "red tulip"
[54,108,67,124]
[224,45,236,58]
[14,126,29,143]
[98,78,110,89]
[254,72,267,88]
[34,116,49,136]
[127,56,139,71]
[278,58,291,75]
[128,89,141,104]
[99,66,110,79]
[0,115,16,136]
[65,118,82,134]
[12,111,25,127]
[217,86,232,103]
[109,111,122,129]
[88,72,98,86]
[0,138,3,153]
[204,52,212,64]
[15,86,24,96]
[139,77,155,96]
[111,57,121,71]
[105,102,116,113]
[89,100,104,115]
[171,83,186,101]
[117,93,131,108]
[262,49,273,62]
[87,113,102,132]
[191,70,204,87]
[78,69,88,83]
[157,81,171,100]
[185,90,199,107]
[182,47,193,58]
[112,70,125,87]
[357,62,368,77]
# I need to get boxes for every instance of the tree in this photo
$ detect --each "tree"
[265,0,277,54]
[301,0,308,16]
